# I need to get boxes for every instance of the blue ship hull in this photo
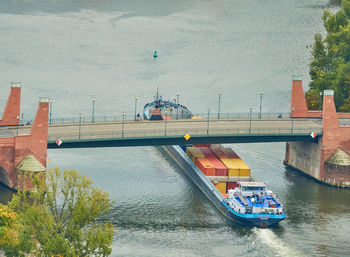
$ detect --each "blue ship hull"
[161,145,286,228]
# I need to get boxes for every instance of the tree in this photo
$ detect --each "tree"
[1,167,114,257]
[0,204,21,251]
[306,0,350,111]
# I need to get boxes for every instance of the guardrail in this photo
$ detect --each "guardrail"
[48,127,322,142]
[20,112,297,126]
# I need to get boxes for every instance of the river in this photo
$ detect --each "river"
[0,0,349,256]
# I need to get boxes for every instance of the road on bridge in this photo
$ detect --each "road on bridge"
[5,118,322,143]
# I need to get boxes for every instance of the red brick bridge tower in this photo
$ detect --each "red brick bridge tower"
[0,83,49,189]
[285,77,350,187]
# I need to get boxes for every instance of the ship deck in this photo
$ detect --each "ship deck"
[234,195,281,208]
[143,99,192,120]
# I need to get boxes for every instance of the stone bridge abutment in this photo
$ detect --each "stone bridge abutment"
[0,84,48,189]
[285,77,350,187]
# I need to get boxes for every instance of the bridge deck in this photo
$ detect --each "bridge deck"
[6,118,323,148]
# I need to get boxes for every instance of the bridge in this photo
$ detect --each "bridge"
[6,117,321,148]
[0,77,349,189]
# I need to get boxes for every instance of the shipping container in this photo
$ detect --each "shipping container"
[227,182,239,192]
[195,158,216,176]
[199,147,227,176]
[220,158,240,177]
[230,158,251,177]
[186,147,205,163]
[197,147,215,157]
[208,158,227,176]
[194,144,210,147]
[222,147,240,158]
[215,182,227,194]
[209,144,229,158]
[210,144,240,159]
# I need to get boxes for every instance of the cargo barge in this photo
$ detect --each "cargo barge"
[143,92,286,228]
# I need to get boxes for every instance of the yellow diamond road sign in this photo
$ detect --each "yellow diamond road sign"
[184,133,191,141]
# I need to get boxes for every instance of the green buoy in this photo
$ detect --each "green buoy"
[153,51,158,58]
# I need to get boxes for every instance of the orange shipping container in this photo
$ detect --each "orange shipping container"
[195,158,216,176]
[199,147,227,176]
[207,157,227,176]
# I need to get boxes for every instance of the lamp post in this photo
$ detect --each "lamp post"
[49,99,53,124]
[291,107,295,133]
[176,94,179,120]
[134,96,138,121]
[122,112,125,137]
[217,94,222,119]
[78,114,83,140]
[249,107,252,134]
[259,93,263,119]
[16,115,20,136]
[92,97,96,123]
[164,111,168,136]
[207,108,210,135]
[319,92,323,110]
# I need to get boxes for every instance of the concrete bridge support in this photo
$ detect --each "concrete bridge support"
[0,84,49,189]
[285,77,350,187]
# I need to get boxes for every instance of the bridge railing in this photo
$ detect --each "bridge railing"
[21,112,294,126]
[47,126,322,142]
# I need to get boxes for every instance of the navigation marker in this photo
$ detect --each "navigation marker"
[56,138,62,146]
[184,133,191,141]
[310,132,316,138]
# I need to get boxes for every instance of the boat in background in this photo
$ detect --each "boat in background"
[142,89,192,120]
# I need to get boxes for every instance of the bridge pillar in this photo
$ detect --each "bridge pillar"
[0,85,49,189]
[285,79,350,187]
[0,82,21,126]
[290,76,322,118]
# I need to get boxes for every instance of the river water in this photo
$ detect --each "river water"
[0,0,349,256]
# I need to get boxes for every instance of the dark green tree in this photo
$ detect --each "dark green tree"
[1,167,114,257]
[306,0,350,111]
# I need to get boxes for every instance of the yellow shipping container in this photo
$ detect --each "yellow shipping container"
[220,158,240,177]
[186,147,205,162]
[215,182,227,194]
[230,158,251,177]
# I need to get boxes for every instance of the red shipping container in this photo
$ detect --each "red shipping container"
[195,158,215,176]
[198,147,216,158]
[227,182,239,192]
[198,147,227,176]
[210,144,230,158]
[222,147,239,158]
[194,144,210,147]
